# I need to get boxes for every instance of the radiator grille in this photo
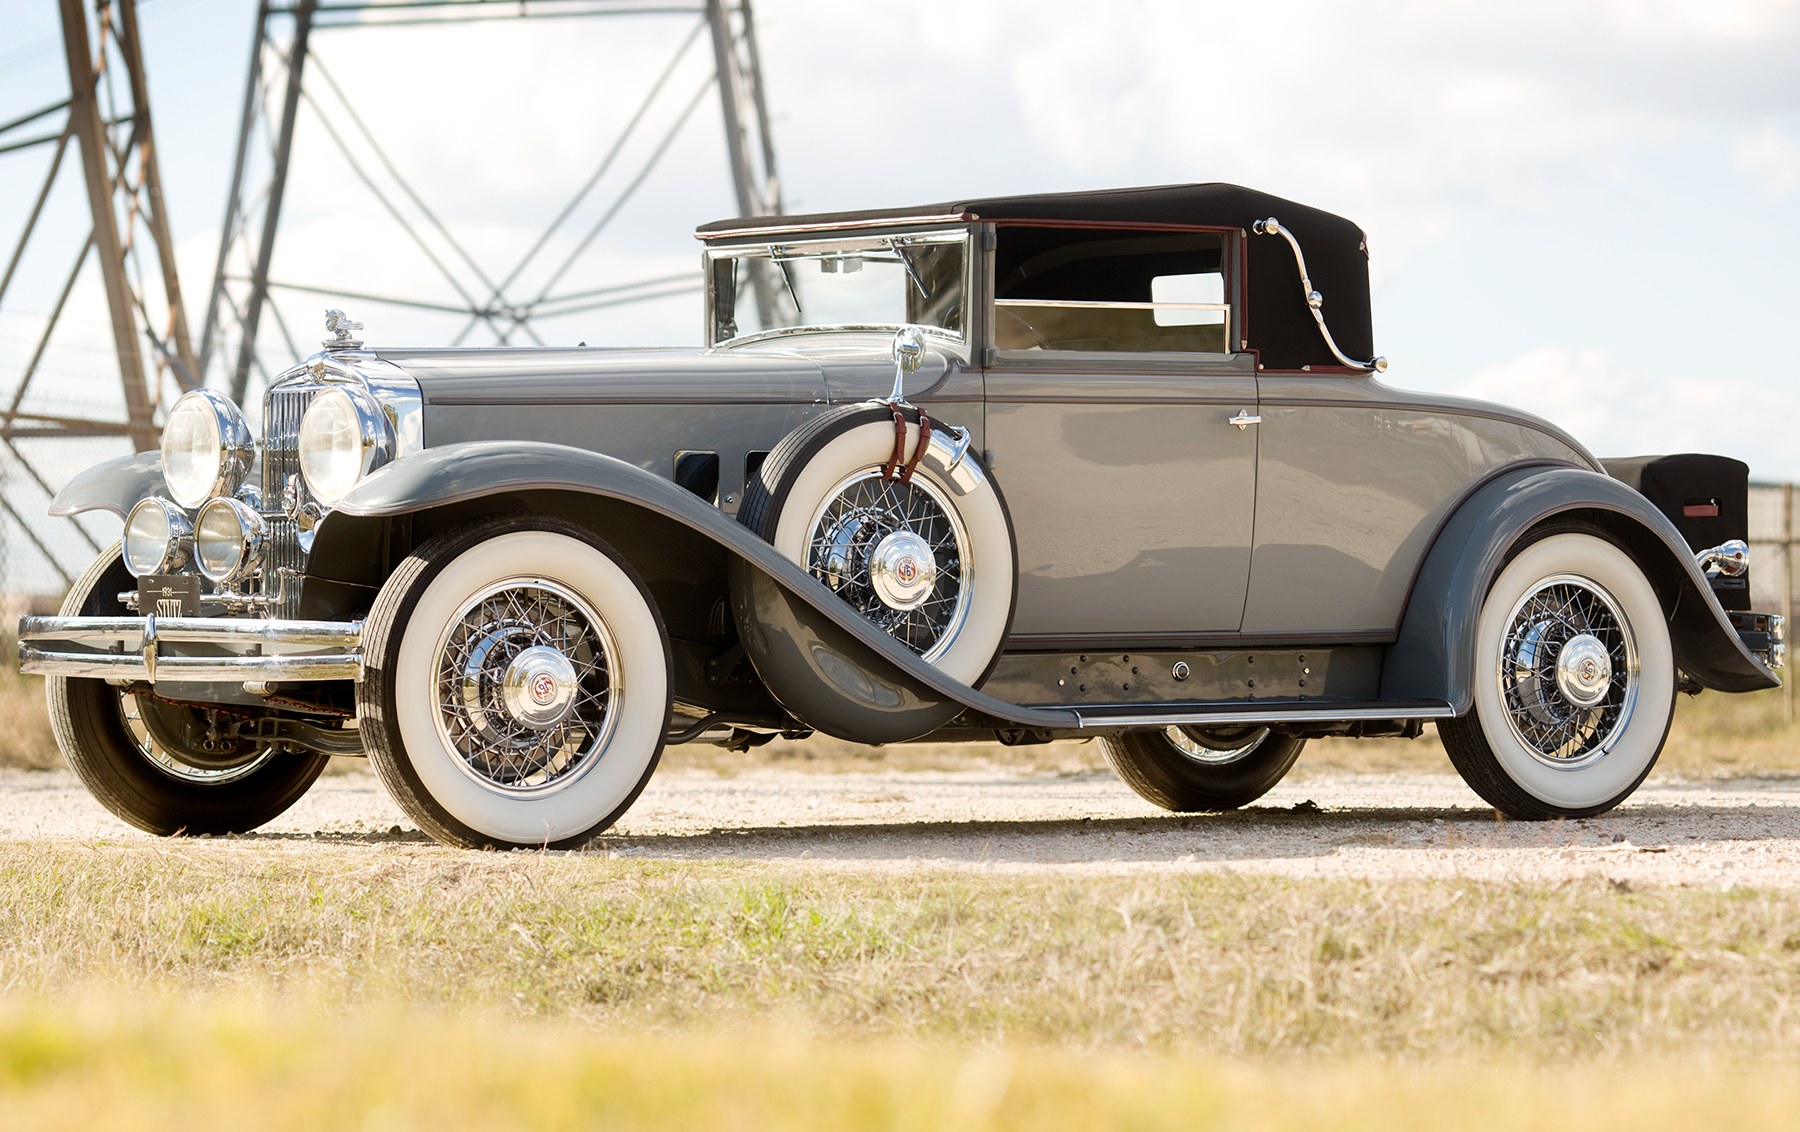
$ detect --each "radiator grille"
[260,383,319,618]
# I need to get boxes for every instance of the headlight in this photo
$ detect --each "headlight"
[161,389,254,509]
[122,498,192,577]
[195,497,266,583]
[298,387,392,506]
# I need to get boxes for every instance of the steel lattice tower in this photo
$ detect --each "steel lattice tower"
[0,0,783,592]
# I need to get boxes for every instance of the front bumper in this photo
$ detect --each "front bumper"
[17,614,362,683]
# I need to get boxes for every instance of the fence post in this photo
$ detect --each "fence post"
[1786,482,1795,723]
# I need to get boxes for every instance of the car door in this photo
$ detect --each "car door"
[978,225,1256,642]
[984,351,1258,640]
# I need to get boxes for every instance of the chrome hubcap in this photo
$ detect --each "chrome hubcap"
[1553,634,1613,708]
[499,644,580,729]
[1497,574,1638,769]
[806,468,971,661]
[868,530,938,611]
[433,579,619,796]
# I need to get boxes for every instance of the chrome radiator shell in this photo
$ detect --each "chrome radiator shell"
[259,381,322,618]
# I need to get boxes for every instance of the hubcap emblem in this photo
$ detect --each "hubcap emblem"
[1554,633,1613,709]
[500,645,580,730]
[529,672,558,706]
[868,530,938,612]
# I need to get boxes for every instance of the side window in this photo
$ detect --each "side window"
[992,227,1230,354]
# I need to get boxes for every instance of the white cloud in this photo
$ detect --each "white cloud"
[1734,123,1800,197]
[1451,347,1794,478]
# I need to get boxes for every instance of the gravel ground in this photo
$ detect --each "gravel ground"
[7,765,1800,888]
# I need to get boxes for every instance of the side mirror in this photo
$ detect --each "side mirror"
[892,325,925,375]
[886,325,926,404]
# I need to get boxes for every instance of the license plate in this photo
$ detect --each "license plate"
[138,574,201,617]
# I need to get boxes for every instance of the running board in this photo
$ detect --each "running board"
[1068,699,1457,729]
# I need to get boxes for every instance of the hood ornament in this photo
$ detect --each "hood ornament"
[323,309,364,350]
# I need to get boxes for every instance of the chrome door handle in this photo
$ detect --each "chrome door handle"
[1228,410,1261,431]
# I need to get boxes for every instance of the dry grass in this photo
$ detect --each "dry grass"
[7,842,1800,1061]
[6,998,1800,1132]
[0,669,59,772]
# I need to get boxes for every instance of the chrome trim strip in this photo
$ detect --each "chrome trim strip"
[19,615,361,647]
[697,214,971,240]
[19,648,361,683]
[994,298,1230,314]
[1251,217,1388,374]
[1073,702,1456,728]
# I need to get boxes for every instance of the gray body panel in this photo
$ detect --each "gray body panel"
[391,342,985,512]
[1247,375,1599,636]
[984,351,1258,637]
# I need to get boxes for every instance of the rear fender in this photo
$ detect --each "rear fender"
[1384,466,1779,711]
[313,441,1073,741]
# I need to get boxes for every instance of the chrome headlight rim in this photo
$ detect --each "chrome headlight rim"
[298,385,394,506]
[161,389,255,510]
[194,496,267,584]
[122,497,193,578]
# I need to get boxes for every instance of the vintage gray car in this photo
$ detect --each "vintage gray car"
[18,183,1786,848]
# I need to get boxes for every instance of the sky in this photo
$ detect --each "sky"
[1,0,1798,582]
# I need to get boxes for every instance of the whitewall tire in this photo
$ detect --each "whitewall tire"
[359,518,670,849]
[740,403,1015,686]
[1440,528,1675,819]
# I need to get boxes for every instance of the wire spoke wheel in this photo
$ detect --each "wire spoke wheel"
[805,468,972,661]
[430,578,621,797]
[1495,574,1638,770]
[1162,725,1271,767]
[121,693,274,785]
[1440,529,1675,820]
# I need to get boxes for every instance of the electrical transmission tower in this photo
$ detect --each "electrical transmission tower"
[0,0,782,592]
[0,0,195,586]
[198,0,783,402]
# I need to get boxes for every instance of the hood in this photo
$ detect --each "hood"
[376,345,828,406]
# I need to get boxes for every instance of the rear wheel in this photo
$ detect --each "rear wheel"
[358,517,670,849]
[47,546,328,836]
[1101,725,1305,812]
[1439,528,1675,819]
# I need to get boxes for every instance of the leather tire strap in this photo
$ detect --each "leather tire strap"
[882,404,908,480]
[900,409,932,483]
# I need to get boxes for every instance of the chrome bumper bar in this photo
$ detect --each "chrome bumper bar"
[1729,611,1785,673]
[17,614,363,683]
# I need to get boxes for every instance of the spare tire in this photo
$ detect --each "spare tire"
[734,402,1016,737]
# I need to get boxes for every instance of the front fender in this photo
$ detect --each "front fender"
[1384,465,1779,711]
[320,441,1074,738]
[49,451,163,519]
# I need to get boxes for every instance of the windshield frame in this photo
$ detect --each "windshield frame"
[702,226,973,349]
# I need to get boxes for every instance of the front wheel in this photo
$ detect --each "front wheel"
[47,546,328,836]
[358,517,671,849]
[1100,726,1306,812]
[1439,529,1676,819]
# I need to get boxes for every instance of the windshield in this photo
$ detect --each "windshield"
[707,230,968,345]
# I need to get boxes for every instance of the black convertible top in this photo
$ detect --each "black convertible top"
[697,183,1374,370]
